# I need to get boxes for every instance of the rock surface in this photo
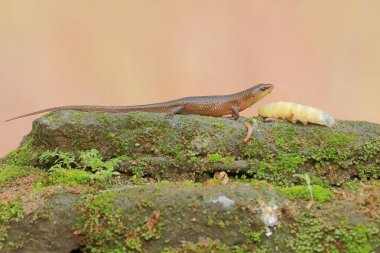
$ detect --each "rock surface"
[0,111,379,253]
[4,185,285,252]
[26,111,380,184]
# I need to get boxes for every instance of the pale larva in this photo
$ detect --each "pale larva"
[258,101,335,127]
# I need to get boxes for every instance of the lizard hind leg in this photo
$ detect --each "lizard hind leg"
[165,106,185,118]
[231,105,240,120]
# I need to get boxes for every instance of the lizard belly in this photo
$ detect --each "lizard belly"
[182,102,232,116]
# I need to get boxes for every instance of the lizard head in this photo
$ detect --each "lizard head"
[250,83,274,101]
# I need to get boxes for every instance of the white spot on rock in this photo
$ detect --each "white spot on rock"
[258,199,279,237]
[210,195,235,209]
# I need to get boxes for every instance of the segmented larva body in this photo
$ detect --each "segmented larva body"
[258,101,335,127]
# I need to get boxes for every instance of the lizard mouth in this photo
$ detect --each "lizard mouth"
[263,86,274,96]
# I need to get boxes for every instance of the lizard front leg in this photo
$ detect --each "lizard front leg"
[231,105,240,120]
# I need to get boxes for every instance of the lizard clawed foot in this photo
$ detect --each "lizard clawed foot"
[165,112,175,119]
[225,115,243,121]
[165,106,184,119]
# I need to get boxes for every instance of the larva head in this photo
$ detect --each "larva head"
[322,112,336,127]
[249,83,274,102]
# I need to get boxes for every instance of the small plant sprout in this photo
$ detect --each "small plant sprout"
[294,173,314,209]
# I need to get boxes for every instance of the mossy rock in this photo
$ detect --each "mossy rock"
[4,111,380,186]
[2,193,81,253]
[2,183,379,253]
[1,109,380,253]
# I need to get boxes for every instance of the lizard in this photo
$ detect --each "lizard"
[4,83,273,122]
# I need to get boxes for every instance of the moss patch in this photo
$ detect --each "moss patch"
[278,185,334,202]
[74,190,163,253]
[161,238,249,253]
[0,199,24,250]
[1,139,37,167]
[43,169,92,187]
[71,185,286,252]
[335,223,380,253]
[286,212,380,253]
[242,121,380,186]
[0,165,33,187]
[207,153,235,163]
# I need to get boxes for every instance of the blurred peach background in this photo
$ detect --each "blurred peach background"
[1,0,380,157]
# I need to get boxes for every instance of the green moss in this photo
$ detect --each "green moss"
[272,125,301,152]
[95,112,116,124]
[243,124,314,185]
[307,132,356,169]
[212,122,227,130]
[276,153,304,173]
[75,191,164,253]
[0,165,34,187]
[243,138,271,159]
[42,111,61,121]
[75,191,128,252]
[341,181,362,190]
[327,132,356,146]
[45,169,92,186]
[161,238,247,253]
[181,180,202,187]
[286,216,327,253]
[240,121,379,185]
[2,140,36,167]
[246,230,263,243]
[218,220,227,229]
[207,153,234,163]
[309,132,354,159]
[358,164,379,180]
[253,153,304,186]
[360,137,380,160]
[335,224,380,253]
[0,139,39,188]
[278,185,333,202]
[207,153,224,163]
[286,213,380,253]
[234,176,272,189]
[0,199,24,249]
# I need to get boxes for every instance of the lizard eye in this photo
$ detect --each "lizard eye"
[259,87,268,92]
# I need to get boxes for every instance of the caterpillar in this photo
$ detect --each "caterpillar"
[258,101,335,127]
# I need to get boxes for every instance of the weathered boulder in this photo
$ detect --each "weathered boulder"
[1,111,380,253]
[15,111,380,185]
[2,183,380,253]
[2,193,82,253]
[3,185,285,252]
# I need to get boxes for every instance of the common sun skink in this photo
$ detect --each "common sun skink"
[5,84,273,122]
